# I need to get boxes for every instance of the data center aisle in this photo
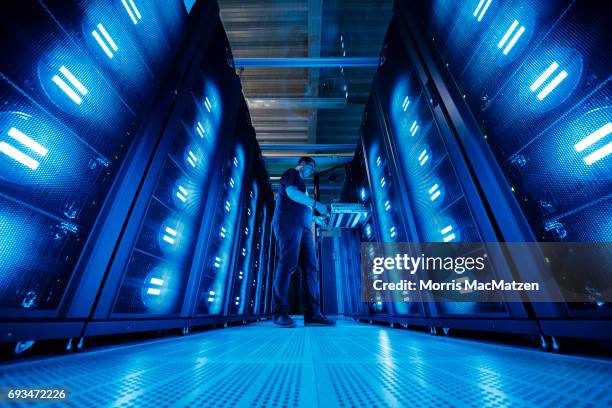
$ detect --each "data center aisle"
[1,320,611,408]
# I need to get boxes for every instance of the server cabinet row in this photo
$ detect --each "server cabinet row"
[340,1,610,340]
[0,0,274,345]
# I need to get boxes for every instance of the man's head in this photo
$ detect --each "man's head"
[296,156,316,178]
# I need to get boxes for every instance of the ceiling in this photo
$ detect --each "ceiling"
[218,0,393,192]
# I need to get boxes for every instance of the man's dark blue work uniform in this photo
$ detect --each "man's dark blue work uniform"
[271,168,320,317]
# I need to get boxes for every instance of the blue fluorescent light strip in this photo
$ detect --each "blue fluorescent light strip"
[443,233,456,242]
[574,123,612,152]
[498,20,519,49]
[128,0,142,19]
[430,190,441,201]
[473,0,486,16]
[97,24,118,51]
[0,142,40,170]
[178,185,188,195]
[52,75,82,104]
[536,70,568,100]
[121,0,139,24]
[441,225,453,235]
[530,62,559,92]
[147,288,161,295]
[8,127,48,156]
[503,26,525,55]
[59,66,87,95]
[92,30,114,58]
[477,0,492,21]
[196,122,205,137]
[205,97,212,112]
[584,142,612,165]
[150,278,164,286]
[402,97,410,111]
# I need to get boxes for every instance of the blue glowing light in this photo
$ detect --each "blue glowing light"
[204,97,212,113]
[530,62,568,101]
[384,200,391,212]
[146,277,164,296]
[574,122,612,166]
[92,23,119,59]
[440,224,457,242]
[473,0,492,22]
[365,224,372,238]
[410,120,419,137]
[402,96,410,111]
[498,20,525,56]
[380,177,386,188]
[360,187,367,201]
[376,156,382,166]
[418,148,430,166]
[429,183,441,201]
[0,127,48,170]
[122,0,142,25]
[195,121,205,138]
[52,66,88,105]
[162,226,177,245]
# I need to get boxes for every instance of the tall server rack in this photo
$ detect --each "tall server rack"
[0,0,276,351]
[395,0,611,340]
[341,0,610,341]
[0,0,212,346]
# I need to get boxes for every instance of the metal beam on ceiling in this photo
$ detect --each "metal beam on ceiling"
[259,143,357,151]
[234,57,379,68]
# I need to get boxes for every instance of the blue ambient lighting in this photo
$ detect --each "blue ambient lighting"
[418,148,430,166]
[498,20,525,56]
[410,120,419,137]
[473,0,492,22]
[440,224,457,242]
[0,127,48,170]
[402,96,410,112]
[121,0,142,25]
[429,183,442,202]
[52,66,88,105]
[530,62,568,101]
[574,122,611,166]
[92,23,119,59]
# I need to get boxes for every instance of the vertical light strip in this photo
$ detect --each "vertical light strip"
[128,0,142,19]
[473,0,486,17]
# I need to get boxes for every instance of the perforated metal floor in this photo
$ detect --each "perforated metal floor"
[1,319,611,407]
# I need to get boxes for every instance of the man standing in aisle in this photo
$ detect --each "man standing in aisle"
[272,156,336,328]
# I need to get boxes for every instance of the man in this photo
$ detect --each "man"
[272,157,336,328]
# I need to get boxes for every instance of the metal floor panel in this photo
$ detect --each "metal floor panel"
[1,320,610,407]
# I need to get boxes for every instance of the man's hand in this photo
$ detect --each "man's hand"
[314,202,329,216]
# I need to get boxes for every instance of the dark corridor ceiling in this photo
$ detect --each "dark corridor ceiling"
[218,0,393,187]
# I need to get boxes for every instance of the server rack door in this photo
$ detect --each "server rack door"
[399,0,611,328]
[194,103,253,317]
[228,176,258,316]
[372,18,532,324]
[359,98,426,318]
[88,17,240,329]
[250,172,273,316]
[0,0,201,339]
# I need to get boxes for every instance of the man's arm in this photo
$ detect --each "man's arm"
[286,186,329,216]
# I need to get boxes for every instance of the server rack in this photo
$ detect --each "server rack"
[0,0,215,345]
[368,16,538,335]
[395,0,611,339]
[86,15,242,336]
[191,101,256,325]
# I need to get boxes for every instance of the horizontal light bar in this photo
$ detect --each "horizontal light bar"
[574,123,612,152]
[149,278,164,286]
[8,127,48,156]
[530,62,559,92]
[0,142,40,170]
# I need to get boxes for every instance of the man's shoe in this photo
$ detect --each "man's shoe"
[304,313,336,326]
[273,314,296,328]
